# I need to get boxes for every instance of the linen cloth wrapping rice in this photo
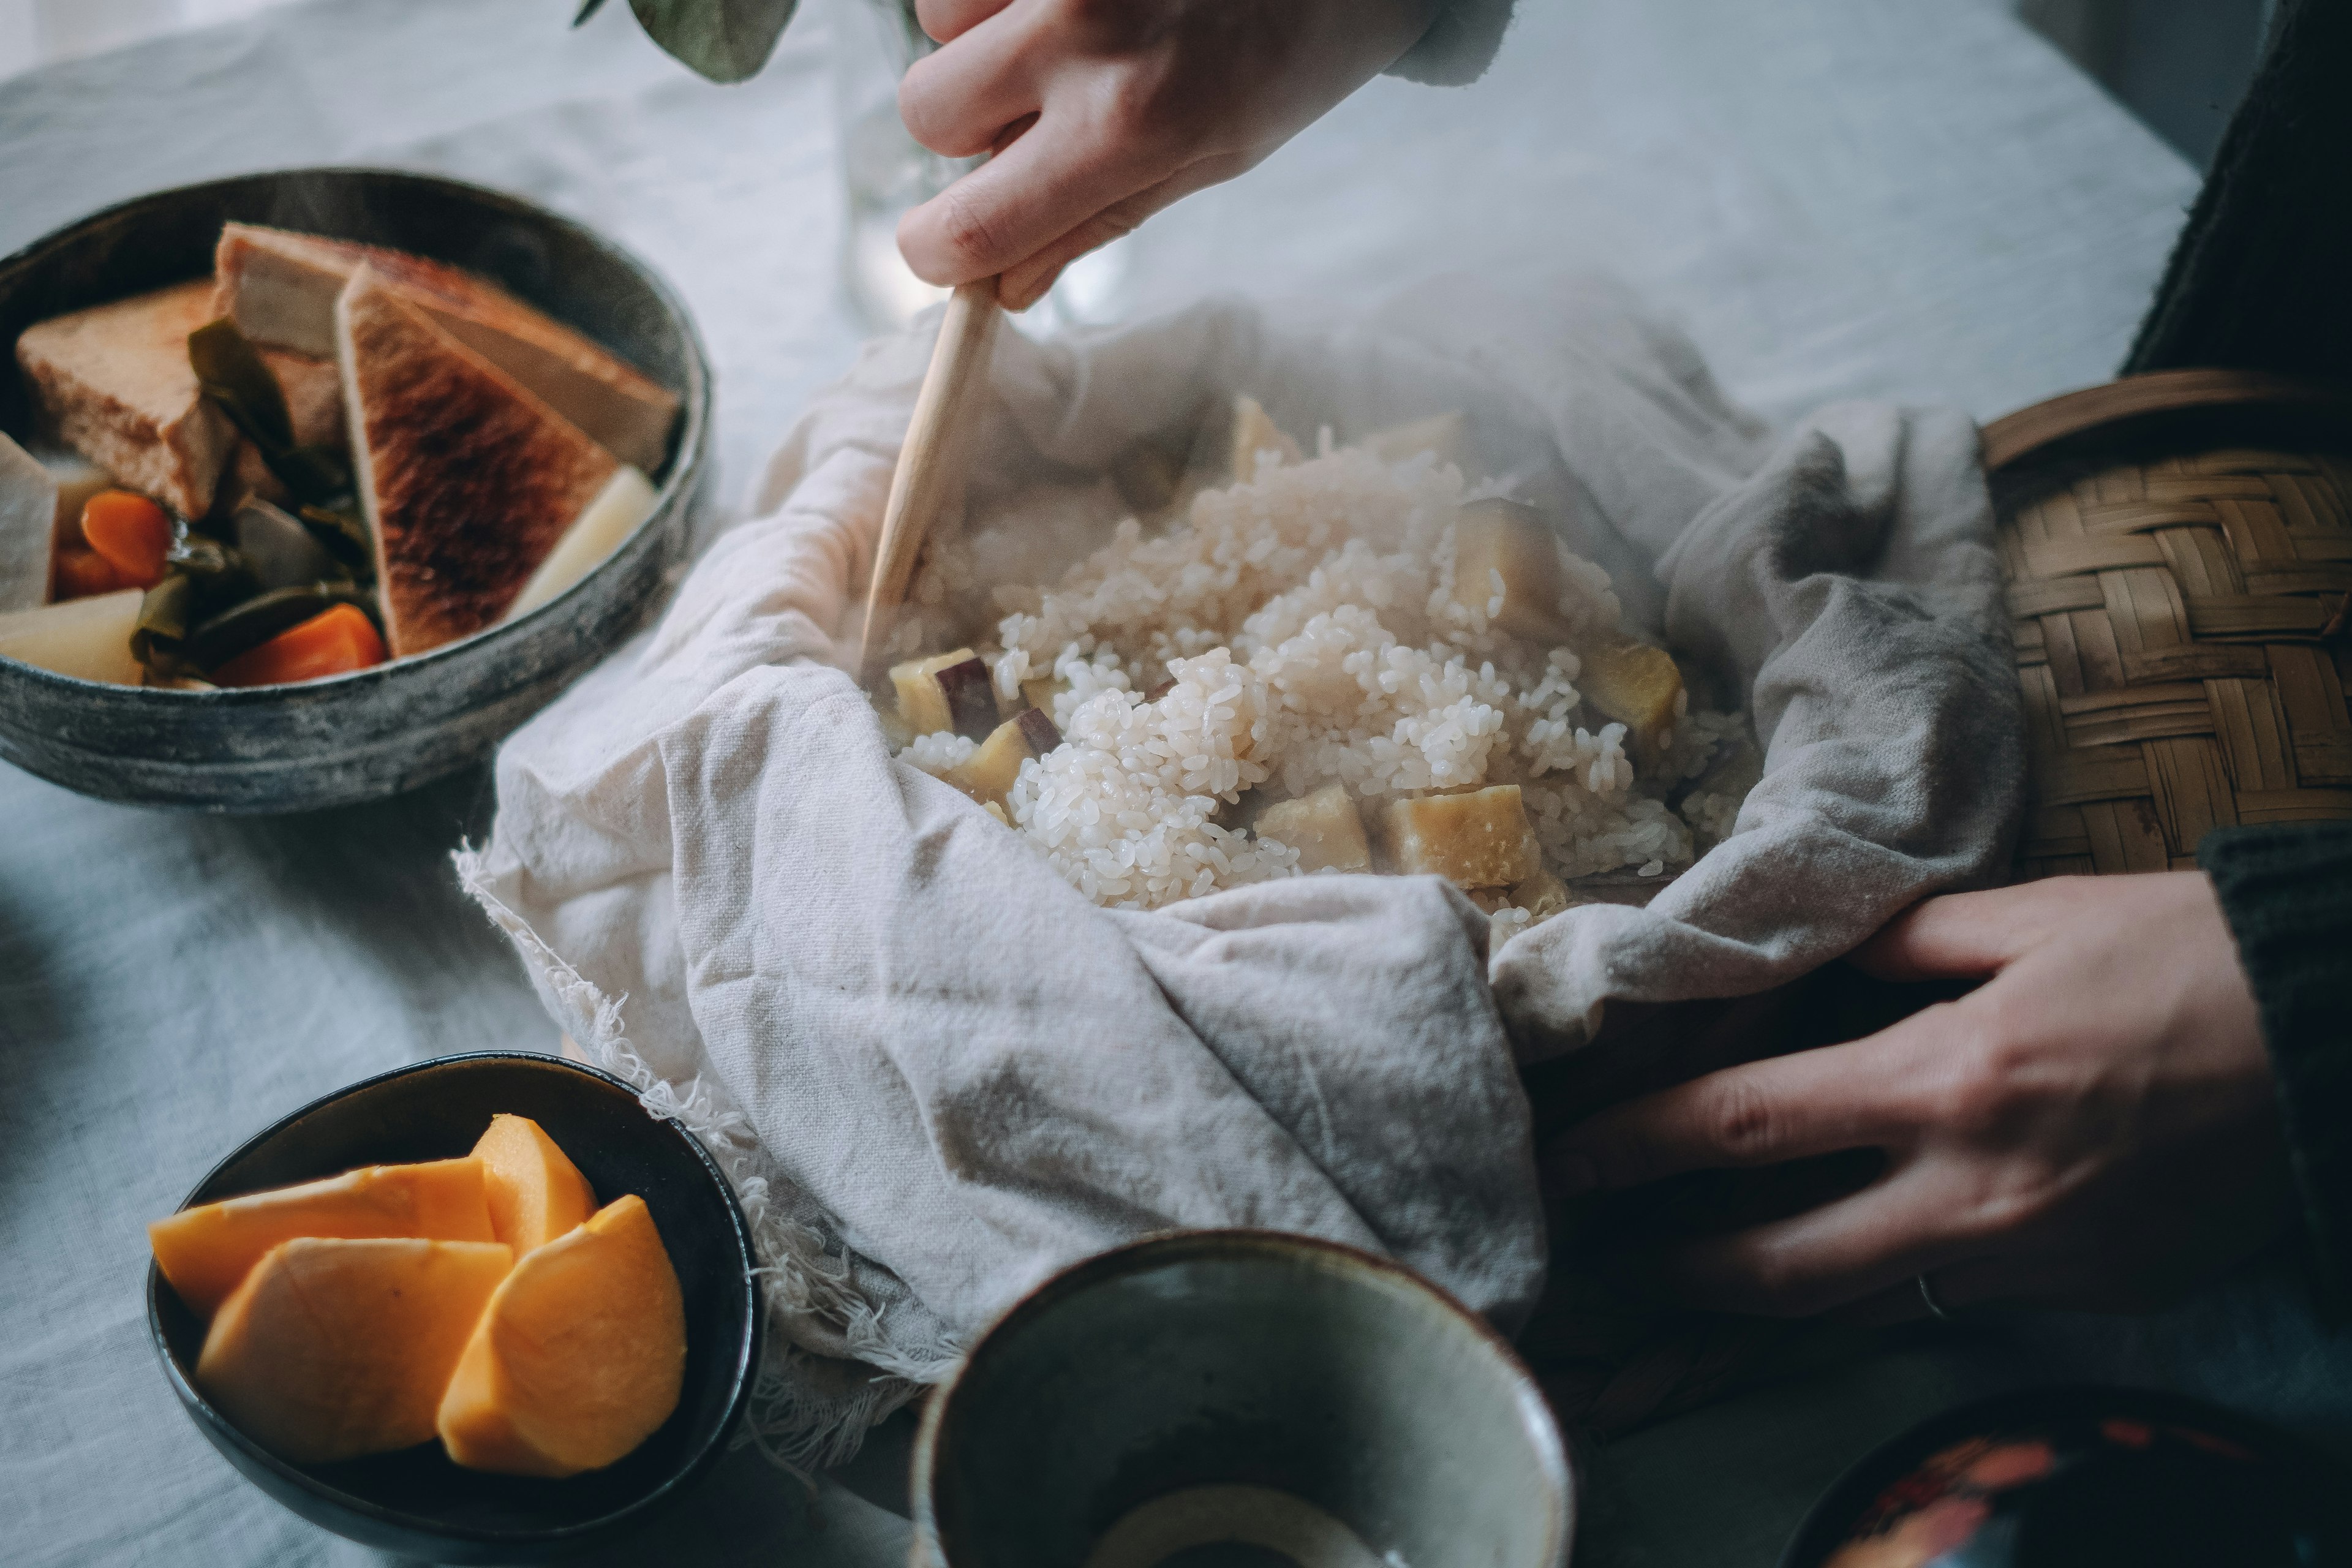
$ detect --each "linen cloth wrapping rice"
[458,277,2022,1460]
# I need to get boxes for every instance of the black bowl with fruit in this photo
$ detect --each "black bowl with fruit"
[0,168,712,812]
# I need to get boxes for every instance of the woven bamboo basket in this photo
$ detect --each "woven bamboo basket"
[1983,368,2352,875]
[1526,368,2352,1444]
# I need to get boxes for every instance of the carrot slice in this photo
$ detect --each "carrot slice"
[51,545,126,601]
[211,603,387,687]
[80,491,174,589]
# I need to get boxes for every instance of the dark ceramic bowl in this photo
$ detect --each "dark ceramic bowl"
[913,1231,1574,1568]
[1780,1384,2352,1568]
[146,1052,762,1565]
[0,168,714,812]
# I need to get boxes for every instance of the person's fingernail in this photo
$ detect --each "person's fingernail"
[1548,1151,1599,1197]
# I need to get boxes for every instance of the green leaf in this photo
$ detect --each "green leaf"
[189,318,294,453]
[189,318,352,504]
[573,0,611,25]
[625,0,797,83]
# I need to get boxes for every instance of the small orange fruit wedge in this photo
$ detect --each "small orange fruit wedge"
[196,1237,513,1464]
[470,1113,595,1256]
[437,1194,686,1477]
[149,1157,495,1317]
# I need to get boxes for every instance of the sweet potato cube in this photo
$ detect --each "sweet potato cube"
[1582,641,1683,744]
[1452,499,1576,646]
[1256,783,1371,873]
[437,1194,687,1479]
[196,1237,513,1464]
[470,1114,595,1256]
[1379,786,1542,888]
[941,709,1058,809]
[149,1157,495,1317]
[891,648,995,738]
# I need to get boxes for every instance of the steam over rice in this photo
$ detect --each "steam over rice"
[889,428,1752,928]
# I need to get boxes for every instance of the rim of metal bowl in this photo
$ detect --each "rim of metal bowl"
[911,1227,1577,1568]
[0,167,714,700]
[143,1050,762,1551]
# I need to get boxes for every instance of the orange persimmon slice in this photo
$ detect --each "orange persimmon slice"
[80,491,173,589]
[149,1156,496,1317]
[211,602,386,687]
[470,1114,596,1256]
[197,1237,514,1464]
[437,1194,687,1477]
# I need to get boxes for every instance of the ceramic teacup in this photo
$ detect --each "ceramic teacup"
[912,1230,1572,1568]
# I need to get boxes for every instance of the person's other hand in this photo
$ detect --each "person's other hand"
[895,0,1439,309]
[1543,873,2293,1321]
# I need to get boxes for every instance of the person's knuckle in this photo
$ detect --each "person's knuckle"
[1704,1077,1782,1163]
[935,186,1005,270]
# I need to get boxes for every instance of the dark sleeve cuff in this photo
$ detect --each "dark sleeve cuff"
[1385,0,1517,86]
[2199,821,2352,1324]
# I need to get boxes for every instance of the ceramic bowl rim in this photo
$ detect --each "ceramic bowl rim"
[0,166,714,701]
[144,1049,761,1551]
[911,1227,1575,1568]
[1776,1380,2352,1568]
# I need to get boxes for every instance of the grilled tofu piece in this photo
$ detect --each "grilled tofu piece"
[15,280,234,519]
[216,224,677,472]
[337,267,617,656]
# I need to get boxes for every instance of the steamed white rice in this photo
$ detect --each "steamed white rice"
[890,429,1751,926]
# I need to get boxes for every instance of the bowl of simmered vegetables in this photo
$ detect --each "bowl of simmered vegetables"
[0,168,712,812]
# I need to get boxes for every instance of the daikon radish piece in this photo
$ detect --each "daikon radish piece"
[470,1114,596,1256]
[0,431,58,611]
[148,1156,496,1317]
[1378,786,1542,888]
[197,1237,513,1464]
[503,465,656,621]
[437,1194,687,1478]
[0,587,143,684]
[1256,784,1372,874]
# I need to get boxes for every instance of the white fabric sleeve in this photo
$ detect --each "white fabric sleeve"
[1385,0,1518,86]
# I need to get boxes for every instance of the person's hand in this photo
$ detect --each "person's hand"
[896,0,1439,309]
[1543,873,2294,1321]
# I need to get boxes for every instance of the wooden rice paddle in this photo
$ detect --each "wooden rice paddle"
[855,278,1003,683]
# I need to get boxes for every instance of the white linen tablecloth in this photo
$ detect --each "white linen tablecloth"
[0,2,2220,1563]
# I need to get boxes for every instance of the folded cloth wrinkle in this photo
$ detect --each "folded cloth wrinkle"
[462,278,2015,1460]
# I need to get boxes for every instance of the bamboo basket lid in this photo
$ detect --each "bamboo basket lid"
[1986,368,2352,879]
[1525,369,2352,1446]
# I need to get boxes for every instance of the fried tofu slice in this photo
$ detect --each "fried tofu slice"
[215,224,677,472]
[15,280,234,518]
[337,267,617,656]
